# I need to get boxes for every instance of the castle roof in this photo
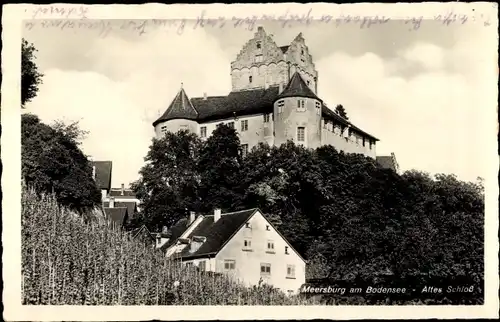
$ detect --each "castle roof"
[276,72,322,101]
[154,86,198,126]
[153,77,378,141]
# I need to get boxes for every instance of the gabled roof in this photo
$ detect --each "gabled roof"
[153,87,198,126]
[103,201,137,217]
[91,161,112,191]
[104,207,128,227]
[132,225,155,241]
[173,208,258,260]
[276,72,321,101]
[159,217,190,250]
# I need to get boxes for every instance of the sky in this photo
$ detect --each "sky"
[22,18,496,188]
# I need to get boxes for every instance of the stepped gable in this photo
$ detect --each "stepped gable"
[276,72,322,101]
[153,86,199,126]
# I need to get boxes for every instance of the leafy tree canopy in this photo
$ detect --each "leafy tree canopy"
[22,39,44,108]
[21,114,101,213]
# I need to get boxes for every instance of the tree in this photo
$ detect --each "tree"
[131,130,202,231]
[196,124,243,213]
[22,39,44,108]
[335,104,348,120]
[21,114,101,213]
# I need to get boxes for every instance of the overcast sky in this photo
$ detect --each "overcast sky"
[23,18,495,188]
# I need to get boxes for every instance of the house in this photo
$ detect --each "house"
[103,197,138,224]
[105,183,141,212]
[376,152,400,174]
[153,26,380,159]
[91,161,112,201]
[161,208,306,295]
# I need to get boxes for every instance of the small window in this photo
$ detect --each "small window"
[241,144,249,158]
[263,114,270,123]
[160,125,168,134]
[285,246,289,254]
[266,225,270,231]
[256,41,261,49]
[307,80,310,86]
[249,76,253,83]
[362,137,366,147]
[277,100,285,114]
[255,55,263,63]
[260,263,271,275]
[245,222,251,228]
[267,241,274,251]
[243,239,252,250]
[199,260,206,271]
[287,265,296,278]
[301,48,304,55]
[200,126,207,138]
[224,260,236,270]
[297,99,305,111]
[297,127,305,142]
[228,121,234,129]
[241,120,248,132]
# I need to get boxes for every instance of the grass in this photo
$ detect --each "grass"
[21,186,319,305]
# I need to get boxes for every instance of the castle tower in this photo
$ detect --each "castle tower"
[152,84,199,138]
[273,72,323,149]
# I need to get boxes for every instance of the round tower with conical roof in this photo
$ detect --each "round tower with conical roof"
[273,72,323,149]
[152,84,199,139]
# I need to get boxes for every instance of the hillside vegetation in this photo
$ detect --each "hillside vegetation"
[21,186,318,305]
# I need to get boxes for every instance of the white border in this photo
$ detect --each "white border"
[2,2,499,320]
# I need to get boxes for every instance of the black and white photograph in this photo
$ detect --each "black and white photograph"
[2,2,499,320]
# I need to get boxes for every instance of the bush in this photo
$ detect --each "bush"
[21,186,318,305]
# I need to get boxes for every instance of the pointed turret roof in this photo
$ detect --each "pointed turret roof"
[276,72,321,101]
[153,85,198,126]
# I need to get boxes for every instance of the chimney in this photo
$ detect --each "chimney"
[278,83,283,94]
[189,211,196,225]
[203,92,207,100]
[121,183,125,196]
[109,197,115,208]
[214,208,221,223]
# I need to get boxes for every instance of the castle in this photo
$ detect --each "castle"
[153,26,378,159]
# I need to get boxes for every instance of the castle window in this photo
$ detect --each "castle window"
[297,99,305,112]
[249,76,253,83]
[263,114,270,123]
[241,120,248,131]
[316,101,321,115]
[200,126,207,138]
[228,121,235,129]
[255,55,263,63]
[277,100,284,113]
[301,48,304,55]
[297,127,305,142]
[256,41,261,49]
[241,144,249,158]
[161,125,168,134]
